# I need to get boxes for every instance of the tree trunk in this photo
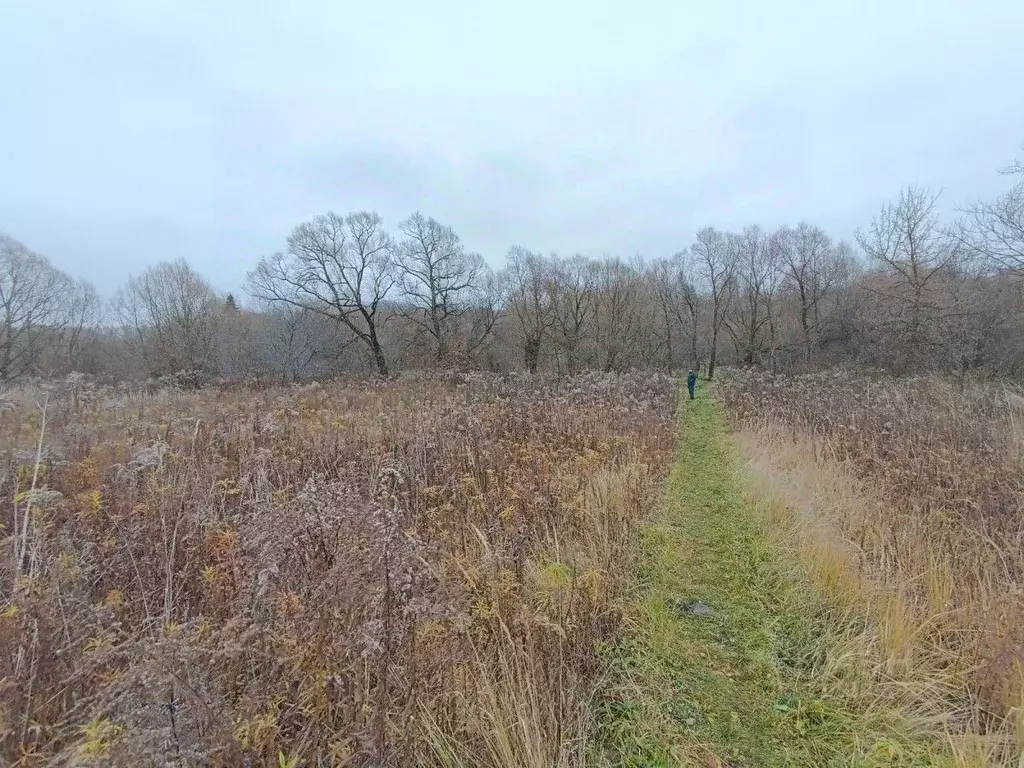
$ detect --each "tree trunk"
[798,280,812,349]
[524,337,541,374]
[432,307,446,365]
[689,317,700,373]
[708,323,718,380]
[368,326,389,377]
[663,306,674,371]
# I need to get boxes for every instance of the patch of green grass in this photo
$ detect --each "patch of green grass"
[595,385,949,767]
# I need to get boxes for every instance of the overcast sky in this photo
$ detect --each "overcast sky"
[2,0,1022,294]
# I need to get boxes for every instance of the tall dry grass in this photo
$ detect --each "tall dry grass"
[0,371,676,766]
[719,369,1024,763]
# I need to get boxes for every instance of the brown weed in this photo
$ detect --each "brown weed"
[0,372,676,766]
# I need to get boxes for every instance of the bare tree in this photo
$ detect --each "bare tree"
[0,234,79,381]
[857,187,960,364]
[247,211,397,376]
[258,305,347,382]
[593,257,642,372]
[647,257,680,370]
[938,259,1019,383]
[214,299,268,379]
[959,151,1024,275]
[761,231,786,371]
[677,259,704,371]
[549,255,596,372]
[463,266,505,364]
[724,226,781,367]
[689,227,735,379]
[504,247,556,373]
[65,279,102,371]
[396,212,485,364]
[10,148,1024,383]
[775,222,854,357]
[113,257,221,375]
[653,253,706,372]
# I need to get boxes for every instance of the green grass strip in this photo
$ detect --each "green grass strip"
[595,385,947,767]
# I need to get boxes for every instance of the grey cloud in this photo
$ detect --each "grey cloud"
[2,0,1022,292]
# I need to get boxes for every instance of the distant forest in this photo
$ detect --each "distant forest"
[2,151,1022,384]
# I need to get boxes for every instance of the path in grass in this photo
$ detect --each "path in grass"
[597,386,945,767]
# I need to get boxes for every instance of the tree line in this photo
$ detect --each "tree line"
[3,152,1022,384]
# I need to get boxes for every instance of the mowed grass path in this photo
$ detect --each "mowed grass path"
[597,386,946,767]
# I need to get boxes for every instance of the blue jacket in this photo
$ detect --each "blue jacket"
[687,371,697,387]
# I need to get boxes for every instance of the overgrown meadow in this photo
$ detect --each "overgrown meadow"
[0,372,676,766]
[719,369,1024,760]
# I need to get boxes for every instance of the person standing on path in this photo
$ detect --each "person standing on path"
[687,369,697,400]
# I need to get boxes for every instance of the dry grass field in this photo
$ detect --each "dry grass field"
[0,372,676,766]
[719,370,1024,763]
[5,367,1024,766]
